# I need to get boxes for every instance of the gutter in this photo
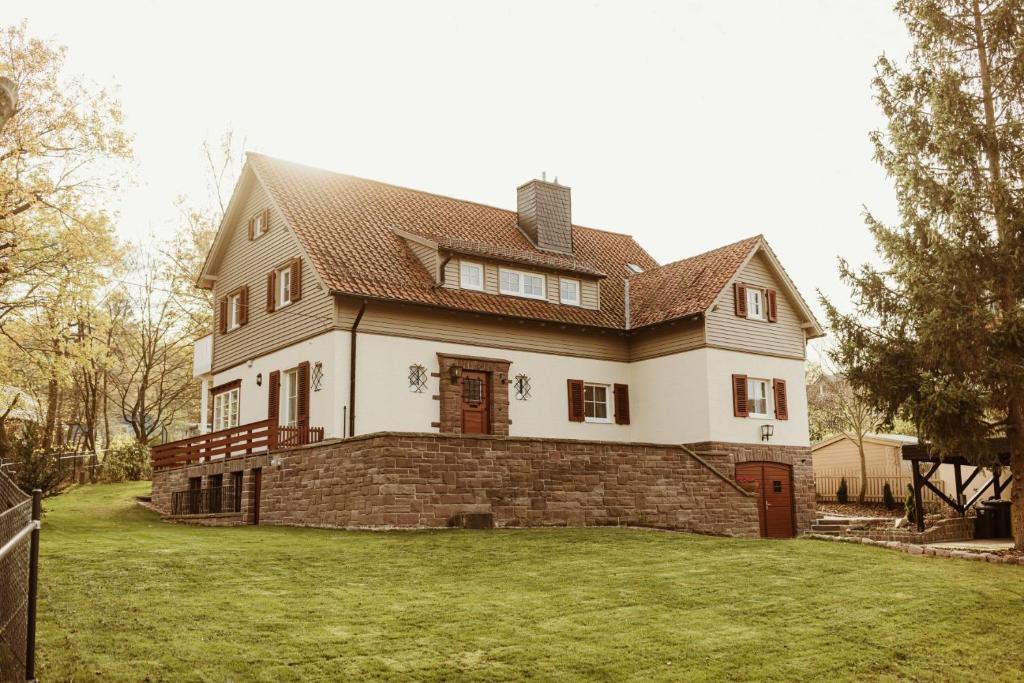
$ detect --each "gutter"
[348,301,367,438]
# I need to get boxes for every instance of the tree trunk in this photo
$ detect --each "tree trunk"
[1008,398,1024,550]
[42,375,59,451]
[857,437,868,504]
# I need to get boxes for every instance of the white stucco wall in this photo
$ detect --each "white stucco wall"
[210,330,349,439]
[705,347,810,447]
[207,331,811,448]
[355,333,634,441]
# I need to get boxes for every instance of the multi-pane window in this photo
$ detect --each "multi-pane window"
[746,378,770,418]
[228,293,242,330]
[281,368,299,426]
[213,388,239,431]
[746,287,765,320]
[460,262,483,291]
[560,278,580,306]
[277,266,293,308]
[583,383,610,423]
[499,268,545,300]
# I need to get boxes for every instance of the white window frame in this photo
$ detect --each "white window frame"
[559,278,581,306]
[459,261,484,291]
[253,212,268,238]
[212,387,240,432]
[228,292,242,331]
[280,368,299,427]
[746,287,766,321]
[583,382,613,424]
[499,267,546,300]
[746,378,771,419]
[277,266,293,308]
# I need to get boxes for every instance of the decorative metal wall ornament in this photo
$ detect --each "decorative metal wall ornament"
[312,362,324,392]
[408,364,428,393]
[514,374,532,400]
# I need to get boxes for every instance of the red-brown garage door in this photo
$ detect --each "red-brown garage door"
[735,462,794,538]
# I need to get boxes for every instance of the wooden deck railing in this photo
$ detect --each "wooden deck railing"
[151,420,324,470]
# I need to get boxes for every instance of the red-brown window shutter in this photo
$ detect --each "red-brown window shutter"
[567,379,585,422]
[732,374,749,418]
[268,370,280,422]
[262,207,271,234]
[774,378,789,420]
[734,283,747,317]
[247,218,254,241]
[297,361,310,438]
[238,286,249,326]
[290,257,302,302]
[266,270,276,313]
[766,289,778,322]
[218,298,227,334]
[613,384,630,425]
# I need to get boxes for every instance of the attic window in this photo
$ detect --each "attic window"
[626,263,643,274]
[499,268,546,300]
[460,261,484,291]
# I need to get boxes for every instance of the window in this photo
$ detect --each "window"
[584,383,611,423]
[277,266,293,308]
[746,287,765,320]
[253,211,268,238]
[213,387,239,431]
[499,268,546,300]
[746,378,771,418]
[626,263,644,274]
[460,261,484,291]
[231,470,243,512]
[280,368,299,427]
[559,278,581,306]
[228,292,242,330]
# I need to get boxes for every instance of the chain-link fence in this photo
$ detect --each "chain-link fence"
[0,473,39,682]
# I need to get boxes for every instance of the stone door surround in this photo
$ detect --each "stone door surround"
[436,353,511,435]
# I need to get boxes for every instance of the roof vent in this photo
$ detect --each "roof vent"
[517,178,573,254]
[626,263,644,274]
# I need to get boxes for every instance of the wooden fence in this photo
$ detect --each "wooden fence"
[816,470,947,503]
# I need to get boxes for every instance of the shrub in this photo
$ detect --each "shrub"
[836,477,849,504]
[101,439,151,483]
[882,482,896,510]
[904,483,917,524]
[4,423,65,496]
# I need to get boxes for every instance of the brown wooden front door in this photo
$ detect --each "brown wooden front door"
[461,371,490,434]
[735,462,794,538]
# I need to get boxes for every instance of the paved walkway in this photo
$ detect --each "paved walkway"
[927,538,1014,551]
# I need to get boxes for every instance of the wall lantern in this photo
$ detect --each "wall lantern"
[256,372,263,387]
[448,365,463,384]
[761,424,774,442]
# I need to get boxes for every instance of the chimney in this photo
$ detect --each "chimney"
[517,177,573,254]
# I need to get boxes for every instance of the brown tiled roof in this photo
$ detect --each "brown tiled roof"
[410,232,607,278]
[244,154,771,332]
[248,154,657,329]
[627,236,762,329]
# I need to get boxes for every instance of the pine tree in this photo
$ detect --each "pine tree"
[824,0,1024,548]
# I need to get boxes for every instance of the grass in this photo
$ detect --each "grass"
[35,483,1024,682]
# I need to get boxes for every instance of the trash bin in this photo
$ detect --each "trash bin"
[975,505,994,539]
[983,499,1013,539]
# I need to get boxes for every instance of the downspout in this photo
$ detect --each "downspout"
[348,301,367,438]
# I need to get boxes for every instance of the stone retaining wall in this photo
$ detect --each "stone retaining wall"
[151,433,814,537]
[827,517,974,544]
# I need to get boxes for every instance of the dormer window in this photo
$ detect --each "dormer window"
[460,261,484,291]
[559,278,581,306]
[499,268,546,300]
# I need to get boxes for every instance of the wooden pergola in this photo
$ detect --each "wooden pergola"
[901,439,1013,532]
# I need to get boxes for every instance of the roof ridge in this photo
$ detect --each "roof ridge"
[638,234,762,276]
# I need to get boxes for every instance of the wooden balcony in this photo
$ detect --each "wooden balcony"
[151,420,325,470]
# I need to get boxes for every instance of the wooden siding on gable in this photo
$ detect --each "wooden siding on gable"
[705,251,807,359]
[406,240,439,282]
[211,181,333,373]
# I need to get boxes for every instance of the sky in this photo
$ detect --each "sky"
[4,1,912,347]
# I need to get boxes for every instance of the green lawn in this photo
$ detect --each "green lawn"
[35,484,1024,682]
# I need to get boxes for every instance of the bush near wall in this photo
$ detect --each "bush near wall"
[100,440,151,483]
